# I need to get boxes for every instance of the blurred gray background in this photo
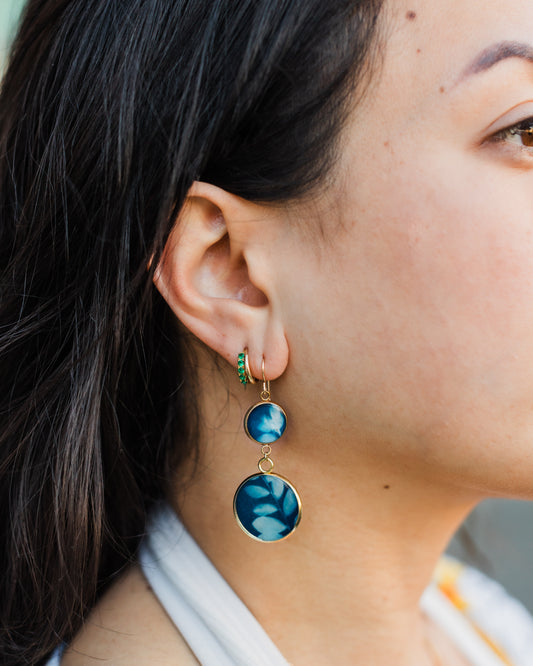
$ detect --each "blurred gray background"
[448,499,533,613]
[2,0,533,615]
[0,0,25,75]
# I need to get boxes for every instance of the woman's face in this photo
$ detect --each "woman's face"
[274,0,533,497]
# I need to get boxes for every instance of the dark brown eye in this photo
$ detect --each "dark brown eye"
[492,117,533,152]
[521,128,533,147]
[509,120,533,147]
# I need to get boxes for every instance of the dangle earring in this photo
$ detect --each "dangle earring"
[233,349,302,542]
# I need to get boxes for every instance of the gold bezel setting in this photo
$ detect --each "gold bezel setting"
[243,401,288,444]
[233,472,302,543]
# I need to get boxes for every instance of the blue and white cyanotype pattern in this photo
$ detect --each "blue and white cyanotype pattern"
[233,472,301,542]
[244,402,287,444]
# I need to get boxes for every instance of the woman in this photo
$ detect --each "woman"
[2,0,533,663]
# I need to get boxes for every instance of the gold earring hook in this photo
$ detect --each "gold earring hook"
[260,357,271,401]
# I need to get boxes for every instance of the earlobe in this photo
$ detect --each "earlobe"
[153,182,289,379]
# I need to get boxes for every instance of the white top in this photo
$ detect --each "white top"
[46,503,533,665]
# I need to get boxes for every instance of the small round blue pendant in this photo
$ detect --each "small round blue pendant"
[233,473,301,542]
[244,402,287,444]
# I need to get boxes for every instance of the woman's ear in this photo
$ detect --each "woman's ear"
[154,181,289,380]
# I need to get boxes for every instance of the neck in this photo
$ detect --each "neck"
[171,355,479,665]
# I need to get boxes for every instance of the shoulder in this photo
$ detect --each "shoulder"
[61,563,199,665]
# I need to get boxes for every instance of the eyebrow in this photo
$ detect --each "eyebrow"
[462,40,533,79]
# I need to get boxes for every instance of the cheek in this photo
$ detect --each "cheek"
[370,165,533,374]
[282,151,533,493]
[331,168,533,390]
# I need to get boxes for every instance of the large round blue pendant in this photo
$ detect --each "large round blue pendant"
[233,473,301,542]
[244,402,287,444]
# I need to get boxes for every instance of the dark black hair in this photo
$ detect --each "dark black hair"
[0,1,383,662]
